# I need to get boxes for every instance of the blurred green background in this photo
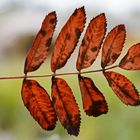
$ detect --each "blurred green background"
[0,0,140,140]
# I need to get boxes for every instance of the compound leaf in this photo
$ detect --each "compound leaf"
[21,79,57,130]
[78,75,108,117]
[51,6,86,72]
[51,77,80,136]
[24,11,57,74]
[104,71,140,106]
[76,13,106,71]
[119,43,140,70]
[101,24,126,68]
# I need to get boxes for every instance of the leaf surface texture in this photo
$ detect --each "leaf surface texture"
[119,43,140,70]
[24,11,57,73]
[77,13,106,71]
[21,79,57,130]
[78,75,108,116]
[104,71,140,106]
[52,77,80,136]
[51,7,86,72]
[101,25,126,68]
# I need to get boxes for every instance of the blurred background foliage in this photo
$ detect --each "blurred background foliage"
[0,0,140,140]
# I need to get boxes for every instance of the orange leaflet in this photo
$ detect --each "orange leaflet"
[101,24,126,68]
[78,75,108,117]
[76,13,106,71]
[21,79,57,130]
[24,11,57,74]
[104,71,140,106]
[51,6,86,72]
[51,77,80,136]
[119,43,140,70]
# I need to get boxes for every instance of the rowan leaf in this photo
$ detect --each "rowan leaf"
[119,43,140,70]
[24,11,57,74]
[21,79,57,130]
[104,71,140,106]
[78,75,108,117]
[51,6,86,72]
[76,13,106,71]
[101,24,126,68]
[51,77,80,136]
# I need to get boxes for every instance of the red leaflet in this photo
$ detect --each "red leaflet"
[51,6,86,72]
[101,24,126,68]
[119,43,140,70]
[76,13,106,71]
[24,11,57,74]
[51,77,80,136]
[21,79,57,130]
[104,71,140,106]
[78,75,108,117]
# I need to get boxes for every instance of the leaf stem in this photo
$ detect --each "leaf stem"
[0,65,118,80]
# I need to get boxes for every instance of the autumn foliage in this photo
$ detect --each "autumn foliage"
[21,6,140,136]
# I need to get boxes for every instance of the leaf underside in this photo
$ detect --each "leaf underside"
[24,11,57,74]
[21,79,57,130]
[104,71,140,106]
[51,6,86,72]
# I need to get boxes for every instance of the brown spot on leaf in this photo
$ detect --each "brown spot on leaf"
[81,52,85,60]
[65,33,71,40]
[130,58,134,63]
[81,40,85,46]
[46,37,52,46]
[85,55,89,61]
[118,24,125,32]
[50,18,56,25]
[91,46,97,52]
[40,29,46,36]
[112,53,118,60]
[75,28,81,38]
[86,36,90,42]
